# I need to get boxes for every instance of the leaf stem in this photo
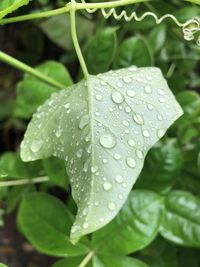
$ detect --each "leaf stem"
[0,6,70,25]
[78,251,95,267]
[70,0,89,79]
[0,51,64,89]
[0,176,50,187]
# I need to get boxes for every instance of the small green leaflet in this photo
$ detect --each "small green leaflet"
[0,0,31,20]
[20,66,183,243]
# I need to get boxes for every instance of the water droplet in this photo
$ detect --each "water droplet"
[100,134,116,149]
[64,103,70,109]
[103,182,112,191]
[159,97,165,103]
[136,149,144,159]
[122,120,129,127]
[144,85,152,94]
[112,92,124,104]
[30,140,43,153]
[128,139,136,147]
[115,175,124,183]
[127,90,135,97]
[157,129,165,138]
[100,80,107,86]
[108,202,116,211]
[79,115,90,129]
[133,113,144,125]
[142,130,150,137]
[96,94,102,101]
[102,158,108,164]
[126,157,136,168]
[114,154,121,160]
[157,115,163,121]
[118,194,123,200]
[117,82,123,88]
[147,104,153,110]
[125,106,131,113]
[158,89,164,95]
[83,222,89,229]
[55,128,63,138]
[91,166,98,173]
[123,77,132,84]
[76,149,83,158]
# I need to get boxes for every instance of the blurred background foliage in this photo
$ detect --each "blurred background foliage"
[0,0,200,266]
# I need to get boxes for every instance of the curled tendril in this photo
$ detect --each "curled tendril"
[81,0,200,46]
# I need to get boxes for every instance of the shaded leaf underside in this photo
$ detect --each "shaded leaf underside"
[20,66,183,242]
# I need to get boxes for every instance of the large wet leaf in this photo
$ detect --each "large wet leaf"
[20,66,183,242]
[0,0,30,20]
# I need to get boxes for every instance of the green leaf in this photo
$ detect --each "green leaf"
[84,27,117,75]
[39,14,94,51]
[20,67,183,242]
[43,157,69,189]
[0,209,4,227]
[185,0,200,4]
[53,257,89,267]
[15,60,72,119]
[93,190,163,254]
[114,36,154,68]
[93,255,149,267]
[18,193,89,257]
[0,152,44,179]
[0,263,8,267]
[0,0,30,19]
[160,191,200,247]
[136,139,182,193]
[148,24,167,53]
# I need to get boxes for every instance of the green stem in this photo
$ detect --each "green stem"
[78,251,95,267]
[0,6,70,25]
[0,176,49,187]
[0,0,149,25]
[70,0,89,79]
[0,51,64,89]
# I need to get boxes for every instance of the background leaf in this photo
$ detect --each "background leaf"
[93,190,163,255]
[18,193,89,257]
[0,0,30,20]
[15,60,72,119]
[160,191,200,247]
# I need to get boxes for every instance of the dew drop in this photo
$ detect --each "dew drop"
[64,103,70,109]
[126,157,136,168]
[144,85,152,94]
[76,149,83,158]
[108,202,116,211]
[103,182,112,191]
[159,97,165,103]
[96,94,102,101]
[125,106,131,113]
[115,175,124,183]
[83,222,89,229]
[142,130,150,138]
[55,128,63,138]
[111,92,124,104]
[118,194,123,200]
[102,158,108,164]
[114,154,121,160]
[133,113,144,125]
[122,120,129,127]
[127,90,135,97]
[157,115,163,121]
[136,149,144,159]
[158,89,164,95]
[100,134,116,149]
[91,166,98,173]
[30,140,43,153]
[128,139,136,147]
[79,115,90,129]
[147,104,153,110]
[157,129,166,138]
[123,77,132,84]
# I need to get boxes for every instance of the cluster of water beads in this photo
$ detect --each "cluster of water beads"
[21,65,183,240]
